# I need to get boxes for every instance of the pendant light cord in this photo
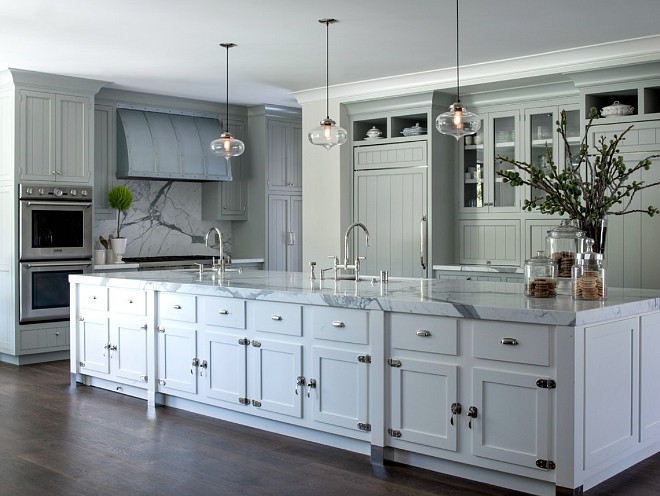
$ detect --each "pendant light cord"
[226,44,230,133]
[325,20,330,119]
[455,0,460,103]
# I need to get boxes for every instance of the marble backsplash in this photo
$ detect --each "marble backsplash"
[94,180,231,258]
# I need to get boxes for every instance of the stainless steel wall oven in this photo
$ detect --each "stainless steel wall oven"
[18,184,93,323]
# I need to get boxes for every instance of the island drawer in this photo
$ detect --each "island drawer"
[390,314,458,355]
[159,293,197,322]
[201,297,246,329]
[311,307,368,344]
[254,302,302,336]
[79,285,108,311]
[472,321,551,366]
[109,288,147,316]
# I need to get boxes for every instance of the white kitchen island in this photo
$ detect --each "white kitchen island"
[69,269,660,496]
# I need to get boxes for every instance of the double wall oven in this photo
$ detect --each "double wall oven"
[19,184,93,323]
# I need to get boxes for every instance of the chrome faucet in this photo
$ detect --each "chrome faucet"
[205,227,226,272]
[332,222,371,281]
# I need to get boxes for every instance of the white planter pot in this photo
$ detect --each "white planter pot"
[110,237,128,263]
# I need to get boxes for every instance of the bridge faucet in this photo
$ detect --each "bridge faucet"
[205,227,226,272]
[337,222,371,280]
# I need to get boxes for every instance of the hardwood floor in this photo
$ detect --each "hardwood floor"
[1,361,659,496]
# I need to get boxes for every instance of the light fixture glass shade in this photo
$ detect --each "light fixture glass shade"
[435,102,481,140]
[307,118,347,150]
[210,132,245,161]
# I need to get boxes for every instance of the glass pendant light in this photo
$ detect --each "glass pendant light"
[308,19,347,150]
[211,43,246,161]
[436,0,481,140]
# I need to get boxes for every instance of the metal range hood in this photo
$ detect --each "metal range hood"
[116,107,232,181]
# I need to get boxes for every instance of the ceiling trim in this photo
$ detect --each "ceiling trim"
[293,35,660,105]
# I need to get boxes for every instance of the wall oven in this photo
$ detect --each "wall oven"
[18,184,93,323]
[19,184,93,260]
[19,260,92,323]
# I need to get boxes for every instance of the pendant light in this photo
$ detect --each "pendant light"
[308,19,348,150]
[435,0,481,140]
[211,43,245,161]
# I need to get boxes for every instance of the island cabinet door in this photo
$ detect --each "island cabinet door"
[77,313,110,375]
[470,368,552,469]
[157,325,198,395]
[249,339,302,418]
[640,313,660,441]
[109,317,148,384]
[389,359,458,452]
[310,346,369,432]
[200,331,248,405]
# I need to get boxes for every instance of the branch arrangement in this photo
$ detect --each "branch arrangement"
[496,108,660,221]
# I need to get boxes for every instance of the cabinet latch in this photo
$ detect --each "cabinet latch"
[536,379,556,389]
[536,459,556,470]
[79,361,85,368]
[251,399,262,407]
[357,355,371,363]
[238,397,250,405]
[140,375,148,383]
[387,358,402,368]
[238,337,250,345]
[357,423,371,432]
[157,379,166,386]
[387,428,402,438]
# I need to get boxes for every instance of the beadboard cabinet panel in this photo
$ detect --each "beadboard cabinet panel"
[354,141,427,171]
[459,220,520,266]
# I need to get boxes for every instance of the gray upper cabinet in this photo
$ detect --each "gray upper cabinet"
[202,115,249,221]
[19,89,93,184]
[94,104,116,215]
[267,119,302,192]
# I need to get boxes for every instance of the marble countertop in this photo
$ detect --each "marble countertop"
[433,264,523,274]
[70,269,660,327]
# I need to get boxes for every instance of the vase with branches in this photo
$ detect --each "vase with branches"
[496,108,660,253]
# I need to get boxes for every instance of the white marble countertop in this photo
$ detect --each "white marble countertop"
[70,269,660,327]
[433,264,523,274]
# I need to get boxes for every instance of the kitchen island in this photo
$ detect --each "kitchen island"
[69,269,660,496]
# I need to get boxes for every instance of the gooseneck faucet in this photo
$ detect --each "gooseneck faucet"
[329,222,371,281]
[205,227,226,272]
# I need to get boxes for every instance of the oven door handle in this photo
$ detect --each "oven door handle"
[24,201,92,208]
[22,260,92,268]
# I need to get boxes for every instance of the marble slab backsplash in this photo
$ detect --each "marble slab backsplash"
[94,180,231,258]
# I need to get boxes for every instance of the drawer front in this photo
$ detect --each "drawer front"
[390,314,458,355]
[159,293,197,323]
[109,288,147,316]
[254,302,302,336]
[201,297,246,329]
[472,321,551,366]
[79,285,108,311]
[312,307,368,345]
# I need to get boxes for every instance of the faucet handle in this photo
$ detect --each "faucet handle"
[328,255,339,266]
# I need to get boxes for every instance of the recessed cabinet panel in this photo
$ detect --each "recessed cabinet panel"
[459,219,521,266]
[109,288,147,316]
[20,90,54,179]
[159,293,197,323]
[78,314,110,374]
[583,318,638,470]
[354,141,427,171]
[389,359,458,452]
[202,331,247,404]
[472,321,551,366]
[56,94,89,181]
[640,313,660,441]
[312,307,369,345]
[79,285,108,311]
[201,297,246,329]
[472,368,550,468]
[390,314,457,355]
[254,301,302,336]
[111,319,148,383]
[157,326,198,395]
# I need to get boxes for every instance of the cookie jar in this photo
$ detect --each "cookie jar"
[571,238,606,300]
[546,219,587,294]
[524,251,558,297]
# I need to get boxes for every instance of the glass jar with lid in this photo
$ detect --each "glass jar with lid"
[571,238,606,300]
[546,219,587,278]
[524,250,558,297]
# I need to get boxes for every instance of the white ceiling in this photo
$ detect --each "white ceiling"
[3,0,660,107]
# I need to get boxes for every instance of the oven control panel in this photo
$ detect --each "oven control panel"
[20,184,92,200]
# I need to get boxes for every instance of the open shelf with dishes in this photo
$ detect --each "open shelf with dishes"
[352,113,429,143]
[582,80,660,122]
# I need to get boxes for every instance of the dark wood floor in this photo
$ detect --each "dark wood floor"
[1,361,659,496]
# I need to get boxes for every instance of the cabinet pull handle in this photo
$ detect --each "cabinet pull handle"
[218,309,229,315]
[307,378,317,397]
[332,321,345,328]
[467,406,478,429]
[271,315,282,321]
[416,330,431,337]
[420,214,427,270]
[89,296,96,300]
[500,337,518,346]
[173,304,181,309]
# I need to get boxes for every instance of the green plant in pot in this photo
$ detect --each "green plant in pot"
[107,185,133,263]
[496,108,660,254]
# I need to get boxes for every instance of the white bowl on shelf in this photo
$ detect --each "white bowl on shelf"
[601,101,634,117]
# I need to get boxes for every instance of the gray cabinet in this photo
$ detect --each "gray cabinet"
[202,115,249,221]
[268,194,302,272]
[93,104,116,215]
[19,89,93,184]
[267,119,302,192]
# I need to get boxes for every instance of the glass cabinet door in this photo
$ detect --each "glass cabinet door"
[561,108,581,167]
[461,118,486,209]
[492,112,519,209]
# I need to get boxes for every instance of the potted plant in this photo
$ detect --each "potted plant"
[496,108,660,253]
[107,185,133,263]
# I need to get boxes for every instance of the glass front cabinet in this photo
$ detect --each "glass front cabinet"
[460,110,521,213]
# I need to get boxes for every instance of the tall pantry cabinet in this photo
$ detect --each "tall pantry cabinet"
[232,105,302,271]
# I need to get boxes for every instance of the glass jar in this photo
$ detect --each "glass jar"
[524,250,558,297]
[571,238,606,300]
[546,219,587,278]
